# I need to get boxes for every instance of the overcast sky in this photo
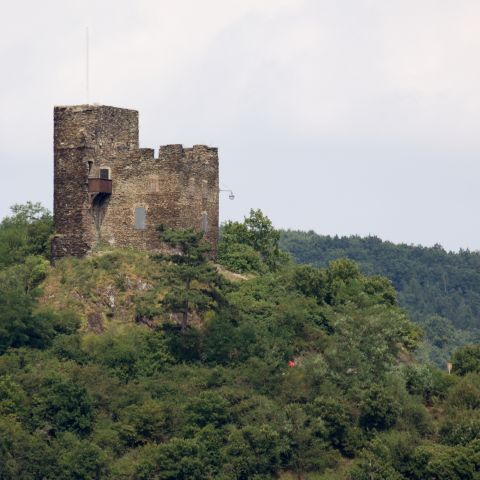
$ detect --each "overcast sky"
[1,0,480,251]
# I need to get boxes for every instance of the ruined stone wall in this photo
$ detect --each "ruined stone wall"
[53,105,219,259]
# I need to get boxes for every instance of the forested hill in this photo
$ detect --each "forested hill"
[280,230,480,365]
[5,205,480,479]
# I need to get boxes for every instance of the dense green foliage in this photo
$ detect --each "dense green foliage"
[280,230,480,366]
[0,202,53,267]
[156,225,224,331]
[1,206,480,478]
[0,203,75,355]
[219,209,289,273]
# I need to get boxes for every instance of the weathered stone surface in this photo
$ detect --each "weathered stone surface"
[52,105,219,259]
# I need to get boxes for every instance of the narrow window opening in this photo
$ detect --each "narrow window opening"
[201,212,208,233]
[100,168,110,180]
[134,207,146,230]
[87,161,93,174]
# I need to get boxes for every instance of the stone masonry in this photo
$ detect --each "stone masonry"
[52,105,219,259]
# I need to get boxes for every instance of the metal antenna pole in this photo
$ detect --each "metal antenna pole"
[86,27,90,104]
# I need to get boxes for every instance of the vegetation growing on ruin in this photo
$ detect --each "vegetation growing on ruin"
[1,205,480,479]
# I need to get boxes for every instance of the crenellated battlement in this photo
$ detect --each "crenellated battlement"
[52,105,219,260]
[139,148,155,160]
[156,144,218,162]
[158,144,184,160]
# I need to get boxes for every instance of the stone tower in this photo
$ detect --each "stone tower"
[52,105,219,259]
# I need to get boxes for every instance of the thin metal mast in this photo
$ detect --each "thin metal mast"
[86,27,90,104]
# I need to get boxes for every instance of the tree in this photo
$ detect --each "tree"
[0,257,78,354]
[0,202,53,266]
[136,438,205,480]
[408,444,479,480]
[359,386,400,431]
[157,226,223,332]
[30,376,94,435]
[219,209,289,272]
[0,416,59,479]
[0,271,55,353]
[451,345,480,376]
[185,391,230,429]
[58,434,108,480]
[221,424,284,478]
[350,451,405,480]
[308,396,357,455]
[279,229,480,366]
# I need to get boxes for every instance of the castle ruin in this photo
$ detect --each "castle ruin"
[52,105,219,259]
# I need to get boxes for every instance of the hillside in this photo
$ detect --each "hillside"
[2,206,480,479]
[280,230,480,366]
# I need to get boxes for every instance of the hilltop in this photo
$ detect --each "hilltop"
[1,206,480,479]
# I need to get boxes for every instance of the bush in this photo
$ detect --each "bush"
[350,451,405,480]
[30,376,94,435]
[403,364,455,403]
[218,242,265,273]
[446,374,480,410]
[452,345,480,376]
[398,398,433,436]
[0,374,26,415]
[135,438,205,480]
[0,202,53,266]
[409,444,479,480]
[80,325,173,381]
[119,399,168,445]
[218,209,289,272]
[185,391,230,429]
[440,409,480,446]
[308,396,360,455]
[0,416,58,479]
[221,425,284,478]
[359,386,400,431]
[0,281,56,353]
[58,434,108,480]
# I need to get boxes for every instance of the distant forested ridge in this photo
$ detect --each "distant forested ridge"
[280,230,480,365]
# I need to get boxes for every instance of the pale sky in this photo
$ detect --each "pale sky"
[2,0,480,251]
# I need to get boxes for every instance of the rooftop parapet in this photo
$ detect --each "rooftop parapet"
[54,104,139,151]
[158,144,218,162]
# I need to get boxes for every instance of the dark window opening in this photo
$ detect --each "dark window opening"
[134,207,146,230]
[100,168,110,180]
[87,161,93,174]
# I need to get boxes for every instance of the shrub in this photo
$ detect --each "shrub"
[452,345,480,376]
[308,396,360,455]
[218,242,265,273]
[403,364,455,403]
[58,434,108,480]
[359,386,400,431]
[440,410,480,446]
[446,374,480,410]
[185,391,230,429]
[398,398,433,436]
[350,451,405,480]
[409,444,478,480]
[30,376,94,435]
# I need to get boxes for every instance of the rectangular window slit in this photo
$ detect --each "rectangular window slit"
[134,207,146,230]
[201,212,208,233]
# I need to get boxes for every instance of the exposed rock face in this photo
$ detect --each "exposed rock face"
[52,105,219,259]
